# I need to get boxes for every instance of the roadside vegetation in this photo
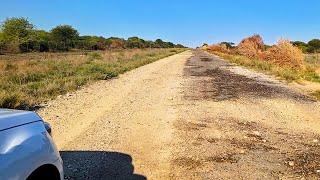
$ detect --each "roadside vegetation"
[0,17,187,109]
[0,48,185,109]
[311,90,320,100]
[0,17,185,54]
[203,35,320,99]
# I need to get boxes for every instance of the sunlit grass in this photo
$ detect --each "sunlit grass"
[211,52,320,83]
[0,48,186,109]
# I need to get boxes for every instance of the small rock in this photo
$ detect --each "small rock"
[239,150,246,154]
[312,139,319,143]
[262,139,267,143]
[288,161,295,166]
[316,169,320,174]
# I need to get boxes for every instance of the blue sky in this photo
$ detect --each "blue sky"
[0,0,319,47]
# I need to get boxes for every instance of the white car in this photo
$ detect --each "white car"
[0,109,63,180]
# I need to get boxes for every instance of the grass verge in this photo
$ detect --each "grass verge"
[0,48,186,109]
[311,90,320,100]
[211,52,320,83]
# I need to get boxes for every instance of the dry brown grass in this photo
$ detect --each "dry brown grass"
[262,39,304,69]
[0,48,185,109]
[236,35,265,59]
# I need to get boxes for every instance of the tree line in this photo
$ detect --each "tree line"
[292,39,320,53]
[0,17,185,54]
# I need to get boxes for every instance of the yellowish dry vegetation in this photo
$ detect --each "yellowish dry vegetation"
[236,35,264,59]
[263,39,304,68]
[0,48,185,109]
[205,35,320,99]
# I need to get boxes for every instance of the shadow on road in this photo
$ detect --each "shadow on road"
[60,151,146,180]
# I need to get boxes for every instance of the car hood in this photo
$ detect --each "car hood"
[0,109,42,131]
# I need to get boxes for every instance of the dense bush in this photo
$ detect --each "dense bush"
[205,35,320,85]
[206,44,230,54]
[0,17,186,54]
[206,35,306,69]
[236,35,264,59]
[292,39,320,53]
[262,40,304,68]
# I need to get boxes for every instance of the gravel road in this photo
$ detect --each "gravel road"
[39,50,320,179]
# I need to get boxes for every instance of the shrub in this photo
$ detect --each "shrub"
[206,43,230,53]
[262,39,304,68]
[236,35,264,58]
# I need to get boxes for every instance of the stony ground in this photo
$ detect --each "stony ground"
[39,50,320,180]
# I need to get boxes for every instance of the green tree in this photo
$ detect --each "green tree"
[1,17,33,41]
[126,37,146,48]
[0,17,34,53]
[154,39,165,48]
[105,37,126,49]
[308,39,320,53]
[292,41,309,53]
[175,44,186,48]
[0,32,5,54]
[220,42,235,49]
[76,36,107,50]
[50,25,79,51]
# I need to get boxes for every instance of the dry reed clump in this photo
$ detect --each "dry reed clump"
[262,39,304,68]
[236,35,265,59]
[206,43,230,54]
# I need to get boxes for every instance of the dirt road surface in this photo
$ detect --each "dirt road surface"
[39,50,320,179]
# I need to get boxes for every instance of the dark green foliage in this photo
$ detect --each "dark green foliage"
[308,39,320,53]
[292,39,320,53]
[50,25,79,51]
[126,37,146,48]
[220,42,235,49]
[1,17,33,41]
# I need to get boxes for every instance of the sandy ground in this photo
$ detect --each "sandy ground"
[39,50,320,179]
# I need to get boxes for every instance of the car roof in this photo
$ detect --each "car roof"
[0,109,42,131]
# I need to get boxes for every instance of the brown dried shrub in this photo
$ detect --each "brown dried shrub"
[236,35,265,58]
[206,43,230,54]
[262,39,304,68]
